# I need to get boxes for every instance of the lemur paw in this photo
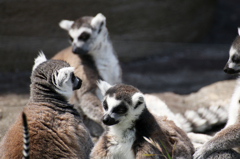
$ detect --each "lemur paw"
[193,148,207,159]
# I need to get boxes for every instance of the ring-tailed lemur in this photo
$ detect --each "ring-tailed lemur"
[193,28,240,159]
[52,13,122,137]
[90,81,194,159]
[0,52,93,158]
[22,112,30,159]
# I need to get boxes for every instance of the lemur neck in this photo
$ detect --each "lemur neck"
[90,34,121,85]
[30,82,73,109]
[226,77,240,127]
[109,124,136,141]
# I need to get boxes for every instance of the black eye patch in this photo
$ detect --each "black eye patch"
[78,32,90,41]
[232,54,240,63]
[103,100,108,111]
[112,103,128,114]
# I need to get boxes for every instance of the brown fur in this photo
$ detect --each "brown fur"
[0,57,93,159]
[0,103,93,158]
[52,47,106,135]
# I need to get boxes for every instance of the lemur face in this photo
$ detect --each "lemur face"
[98,81,145,126]
[224,28,240,74]
[59,13,107,55]
[52,66,82,99]
[32,52,82,100]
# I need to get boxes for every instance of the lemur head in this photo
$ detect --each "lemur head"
[224,28,240,74]
[31,52,82,100]
[97,81,146,127]
[59,13,107,55]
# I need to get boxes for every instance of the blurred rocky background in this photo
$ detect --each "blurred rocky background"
[0,0,240,139]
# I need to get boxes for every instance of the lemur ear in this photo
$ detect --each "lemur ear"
[132,92,145,106]
[59,20,74,31]
[91,13,106,33]
[54,67,75,87]
[32,51,47,71]
[97,80,112,96]
[238,27,240,36]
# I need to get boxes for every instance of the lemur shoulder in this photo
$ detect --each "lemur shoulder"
[52,13,122,137]
[90,81,194,159]
[0,53,93,158]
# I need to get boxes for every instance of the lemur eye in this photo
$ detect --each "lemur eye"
[113,103,128,114]
[69,36,73,42]
[103,100,108,111]
[232,54,240,63]
[78,32,90,41]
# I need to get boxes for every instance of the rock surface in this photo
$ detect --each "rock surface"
[154,80,235,114]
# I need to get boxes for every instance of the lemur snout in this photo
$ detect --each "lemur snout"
[72,45,88,55]
[223,64,238,74]
[102,114,119,126]
[73,77,82,90]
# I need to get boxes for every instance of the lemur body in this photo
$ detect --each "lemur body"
[193,28,240,159]
[52,13,121,136]
[90,81,194,159]
[0,53,93,158]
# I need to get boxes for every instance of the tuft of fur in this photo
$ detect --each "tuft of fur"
[0,53,93,158]
[90,82,194,159]
[32,51,47,71]
[52,13,122,137]
[194,28,240,159]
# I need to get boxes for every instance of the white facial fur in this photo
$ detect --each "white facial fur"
[69,27,92,47]
[59,13,107,55]
[32,51,47,71]
[238,27,240,36]
[53,67,75,100]
[104,92,145,129]
[59,20,74,31]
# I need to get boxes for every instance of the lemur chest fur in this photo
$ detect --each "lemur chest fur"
[226,79,240,127]
[91,42,121,85]
[106,128,135,159]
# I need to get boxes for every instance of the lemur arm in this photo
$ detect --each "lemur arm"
[193,124,240,159]
[77,92,106,128]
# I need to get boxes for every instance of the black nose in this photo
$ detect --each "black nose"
[102,114,119,126]
[73,77,82,90]
[223,64,239,74]
[223,64,229,73]
[72,45,88,55]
